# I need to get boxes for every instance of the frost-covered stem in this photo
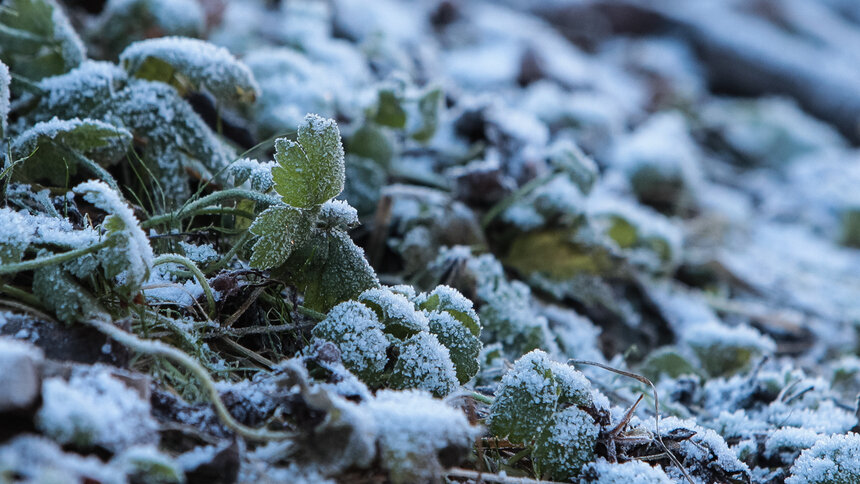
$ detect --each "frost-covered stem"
[468,390,494,405]
[0,238,113,275]
[204,230,250,274]
[84,317,293,441]
[66,150,121,193]
[0,284,43,308]
[142,188,280,228]
[153,254,217,318]
[446,468,566,484]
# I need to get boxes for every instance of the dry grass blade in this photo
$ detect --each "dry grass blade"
[568,359,695,484]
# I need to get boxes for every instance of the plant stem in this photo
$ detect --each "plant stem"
[468,390,495,405]
[153,254,217,318]
[204,231,250,274]
[84,317,292,441]
[0,238,113,275]
[142,188,280,228]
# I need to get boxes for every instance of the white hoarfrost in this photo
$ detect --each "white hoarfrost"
[36,366,158,452]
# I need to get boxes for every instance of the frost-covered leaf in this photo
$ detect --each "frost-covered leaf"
[90,0,204,59]
[272,115,345,208]
[358,287,428,338]
[317,199,359,230]
[425,310,481,384]
[74,180,154,294]
[547,139,598,195]
[32,264,100,323]
[0,0,85,81]
[230,158,275,192]
[10,118,132,185]
[32,61,128,123]
[488,350,558,442]
[532,406,598,481]
[92,80,234,203]
[579,458,673,483]
[684,322,775,377]
[120,36,258,105]
[388,332,458,397]
[786,432,860,484]
[368,389,479,483]
[248,205,309,270]
[417,285,481,337]
[286,230,378,312]
[36,367,158,452]
[312,301,389,385]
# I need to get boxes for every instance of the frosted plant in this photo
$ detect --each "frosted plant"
[388,332,458,397]
[249,114,377,311]
[31,61,128,123]
[589,196,683,274]
[311,301,389,385]
[93,80,235,203]
[0,0,85,80]
[611,111,703,214]
[368,389,480,484]
[32,263,101,323]
[120,36,259,105]
[10,117,132,187]
[684,322,776,377]
[415,285,481,337]
[785,433,860,484]
[90,0,204,58]
[36,367,158,452]
[230,158,276,193]
[425,310,481,384]
[488,350,595,443]
[74,180,154,294]
[358,287,429,338]
[579,458,673,483]
[531,405,599,480]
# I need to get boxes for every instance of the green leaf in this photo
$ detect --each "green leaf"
[374,88,406,128]
[119,36,258,105]
[347,123,394,168]
[272,114,345,208]
[410,86,443,143]
[0,0,85,81]
[285,229,378,313]
[248,205,309,270]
